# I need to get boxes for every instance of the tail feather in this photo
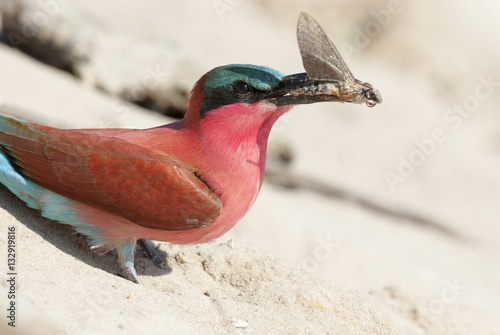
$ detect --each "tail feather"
[0,116,46,153]
[0,119,111,248]
[0,150,103,241]
[0,149,138,261]
[0,115,101,202]
[1,115,144,281]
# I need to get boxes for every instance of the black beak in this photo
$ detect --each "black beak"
[264,73,338,106]
[265,73,382,107]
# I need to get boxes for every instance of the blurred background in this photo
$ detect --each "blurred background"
[0,0,499,329]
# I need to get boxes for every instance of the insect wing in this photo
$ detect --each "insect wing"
[297,12,355,83]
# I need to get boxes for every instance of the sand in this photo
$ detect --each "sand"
[1,0,500,334]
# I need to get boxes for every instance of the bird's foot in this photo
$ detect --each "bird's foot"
[137,239,170,271]
[116,237,143,285]
[122,263,143,286]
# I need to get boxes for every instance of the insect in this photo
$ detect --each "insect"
[293,12,382,107]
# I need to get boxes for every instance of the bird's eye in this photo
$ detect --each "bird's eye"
[233,81,250,94]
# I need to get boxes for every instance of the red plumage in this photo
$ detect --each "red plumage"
[0,68,293,284]
[0,75,292,246]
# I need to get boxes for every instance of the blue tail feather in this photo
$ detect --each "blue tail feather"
[0,151,105,246]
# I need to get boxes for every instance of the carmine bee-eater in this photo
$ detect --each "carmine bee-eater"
[0,12,381,284]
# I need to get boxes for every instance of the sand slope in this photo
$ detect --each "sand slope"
[1,0,500,334]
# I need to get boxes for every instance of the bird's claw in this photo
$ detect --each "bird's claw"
[137,239,171,271]
[122,263,143,286]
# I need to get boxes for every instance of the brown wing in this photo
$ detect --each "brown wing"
[0,116,222,230]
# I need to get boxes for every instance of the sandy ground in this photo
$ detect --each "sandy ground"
[1,0,500,334]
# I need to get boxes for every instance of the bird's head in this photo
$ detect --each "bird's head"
[185,64,370,126]
[198,64,287,115]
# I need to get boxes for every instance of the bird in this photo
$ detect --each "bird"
[0,13,381,284]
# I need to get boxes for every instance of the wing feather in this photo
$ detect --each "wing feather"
[0,116,222,230]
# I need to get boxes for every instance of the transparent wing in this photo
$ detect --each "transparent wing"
[297,12,355,83]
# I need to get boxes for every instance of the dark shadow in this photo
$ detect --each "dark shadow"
[0,184,172,282]
[265,169,467,241]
